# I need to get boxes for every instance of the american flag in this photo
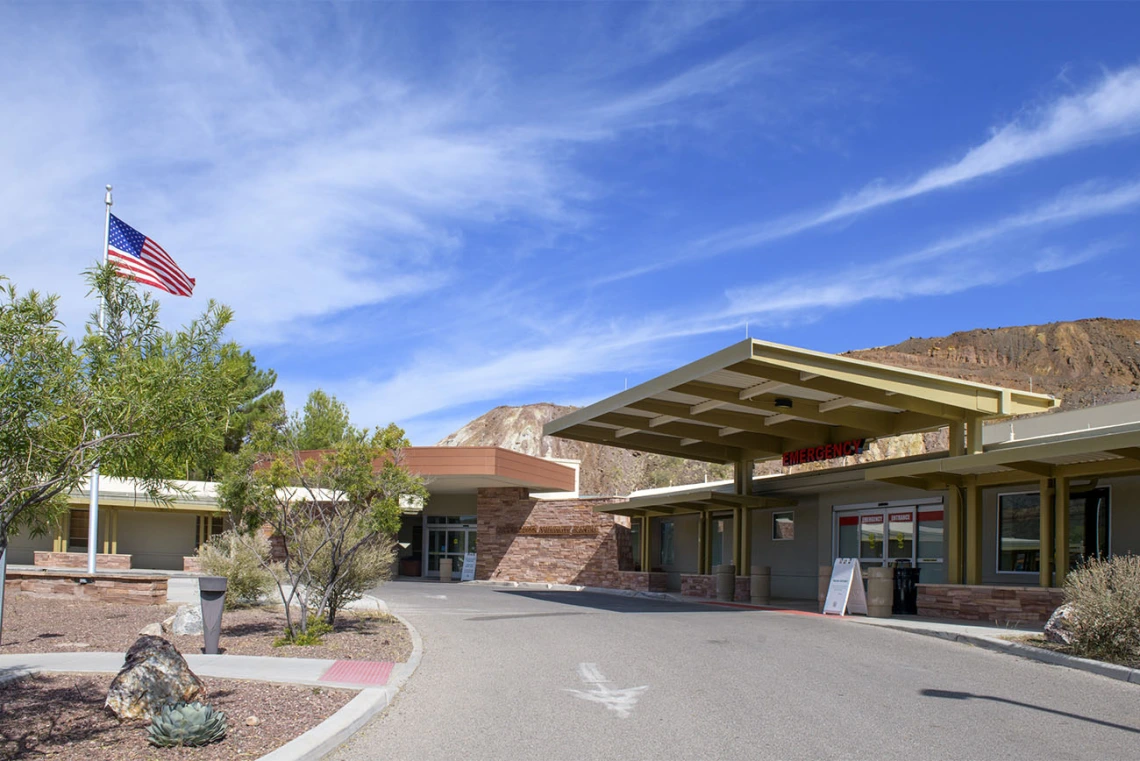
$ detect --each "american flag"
[107,214,195,297]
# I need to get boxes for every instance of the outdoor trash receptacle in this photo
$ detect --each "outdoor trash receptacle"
[867,566,893,618]
[893,567,921,615]
[198,576,227,655]
[439,557,453,582]
[715,564,735,602]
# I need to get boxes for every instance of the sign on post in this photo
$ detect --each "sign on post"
[460,552,477,582]
[823,558,868,616]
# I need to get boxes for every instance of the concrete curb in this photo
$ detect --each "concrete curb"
[873,623,1140,685]
[256,604,425,761]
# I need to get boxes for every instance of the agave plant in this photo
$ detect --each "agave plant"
[147,701,228,747]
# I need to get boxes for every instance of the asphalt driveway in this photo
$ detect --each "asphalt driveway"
[330,581,1139,761]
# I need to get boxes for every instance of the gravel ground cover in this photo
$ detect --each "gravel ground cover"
[0,672,353,761]
[0,595,412,662]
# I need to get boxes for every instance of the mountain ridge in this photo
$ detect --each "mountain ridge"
[438,318,1140,495]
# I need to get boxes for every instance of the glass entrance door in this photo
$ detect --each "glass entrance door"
[426,519,476,579]
[837,503,943,581]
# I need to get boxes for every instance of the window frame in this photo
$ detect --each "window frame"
[772,510,795,542]
[995,486,1113,576]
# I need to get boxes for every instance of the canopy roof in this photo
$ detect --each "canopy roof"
[545,339,1058,465]
[598,483,795,518]
[865,422,1140,488]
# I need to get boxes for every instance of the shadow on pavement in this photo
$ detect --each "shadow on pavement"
[921,688,1140,735]
[495,589,755,614]
[466,611,590,622]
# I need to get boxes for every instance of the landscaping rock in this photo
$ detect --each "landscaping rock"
[1044,602,1077,645]
[170,604,203,636]
[105,635,205,720]
[138,623,164,637]
[162,614,176,633]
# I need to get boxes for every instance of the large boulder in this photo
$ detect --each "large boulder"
[1044,602,1077,645]
[170,604,203,636]
[105,635,205,720]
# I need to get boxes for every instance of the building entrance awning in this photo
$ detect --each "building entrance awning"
[598,487,796,518]
[864,423,1140,488]
[545,339,1058,464]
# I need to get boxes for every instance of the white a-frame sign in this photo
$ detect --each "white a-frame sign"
[823,558,868,616]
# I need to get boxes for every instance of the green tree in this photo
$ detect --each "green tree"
[223,352,285,456]
[0,266,245,641]
[220,418,426,637]
[294,389,350,451]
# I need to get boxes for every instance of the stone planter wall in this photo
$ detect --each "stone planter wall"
[917,584,1064,624]
[182,557,202,573]
[33,551,131,571]
[680,574,752,602]
[4,569,167,605]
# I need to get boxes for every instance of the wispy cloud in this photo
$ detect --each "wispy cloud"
[723,180,1140,317]
[597,63,1140,284]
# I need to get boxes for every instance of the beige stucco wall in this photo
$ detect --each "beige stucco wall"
[750,499,819,600]
[5,528,53,565]
[117,510,197,571]
[427,493,478,517]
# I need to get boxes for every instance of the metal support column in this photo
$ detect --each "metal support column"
[640,515,652,573]
[1038,478,1054,588]
[965,477,983,585]
[1054,476,1070,587]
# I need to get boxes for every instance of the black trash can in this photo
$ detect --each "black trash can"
[892,566,921,615]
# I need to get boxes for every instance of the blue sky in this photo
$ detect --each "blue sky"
[3,2,1140,444]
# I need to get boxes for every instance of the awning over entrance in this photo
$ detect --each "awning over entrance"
[600,487,795,518]
[544,339,1058,464]
[865,423,1140,488]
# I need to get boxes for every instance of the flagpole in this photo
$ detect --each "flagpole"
[86,185,112,575]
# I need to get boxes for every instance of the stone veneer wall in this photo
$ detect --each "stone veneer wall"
[680,574,752,602]
[5,569,167,605]
[183,557,203,573]
[33,551,131,571]
[917,584,1064,624]
[476,488,633,586]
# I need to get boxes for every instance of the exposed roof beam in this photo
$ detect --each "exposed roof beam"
[718,427,744,437]
[1004,460,1055,478]
[676,380,935,435]
[739,380,785,401]
[690,399,727,415]
[1108,447,1140,464]
[800,372,820,381]
[726,363,968,423]
[649,415,677,428]
[818,396,859,413]
[614,427,639,438]
[680,438,701,447]
[626,397,841,448]
[561,424,739,464]
[592,411,786,454]
[765,414,797,426]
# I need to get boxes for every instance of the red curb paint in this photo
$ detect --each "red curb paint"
[694,600,830,618]
[319,660,394,685]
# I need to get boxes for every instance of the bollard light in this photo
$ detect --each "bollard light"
[198,576,227,655]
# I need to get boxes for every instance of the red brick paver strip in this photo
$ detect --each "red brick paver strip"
[319,660,394,686]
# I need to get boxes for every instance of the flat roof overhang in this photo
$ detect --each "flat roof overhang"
[865,423,1140,488]
[598,487,796,518]
[402,447,577,494]
[545,338,1059,464]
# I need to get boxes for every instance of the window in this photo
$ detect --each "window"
[998,493,1042,573]
[773,511,794,541]
[659,521,675,568]
[998,488,1111,573]
[196,515,224,550]
[69,510,89,551]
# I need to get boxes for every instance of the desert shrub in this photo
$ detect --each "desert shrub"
[1064,554,1140,665]
[197,531,276,609]
[274,614,333,647]
[300,530,395,626]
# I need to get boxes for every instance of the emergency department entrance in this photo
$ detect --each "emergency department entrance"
[834,499,945,584]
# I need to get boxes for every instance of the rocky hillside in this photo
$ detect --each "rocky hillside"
[847,318,1140,409]
[440,319,1140,494]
